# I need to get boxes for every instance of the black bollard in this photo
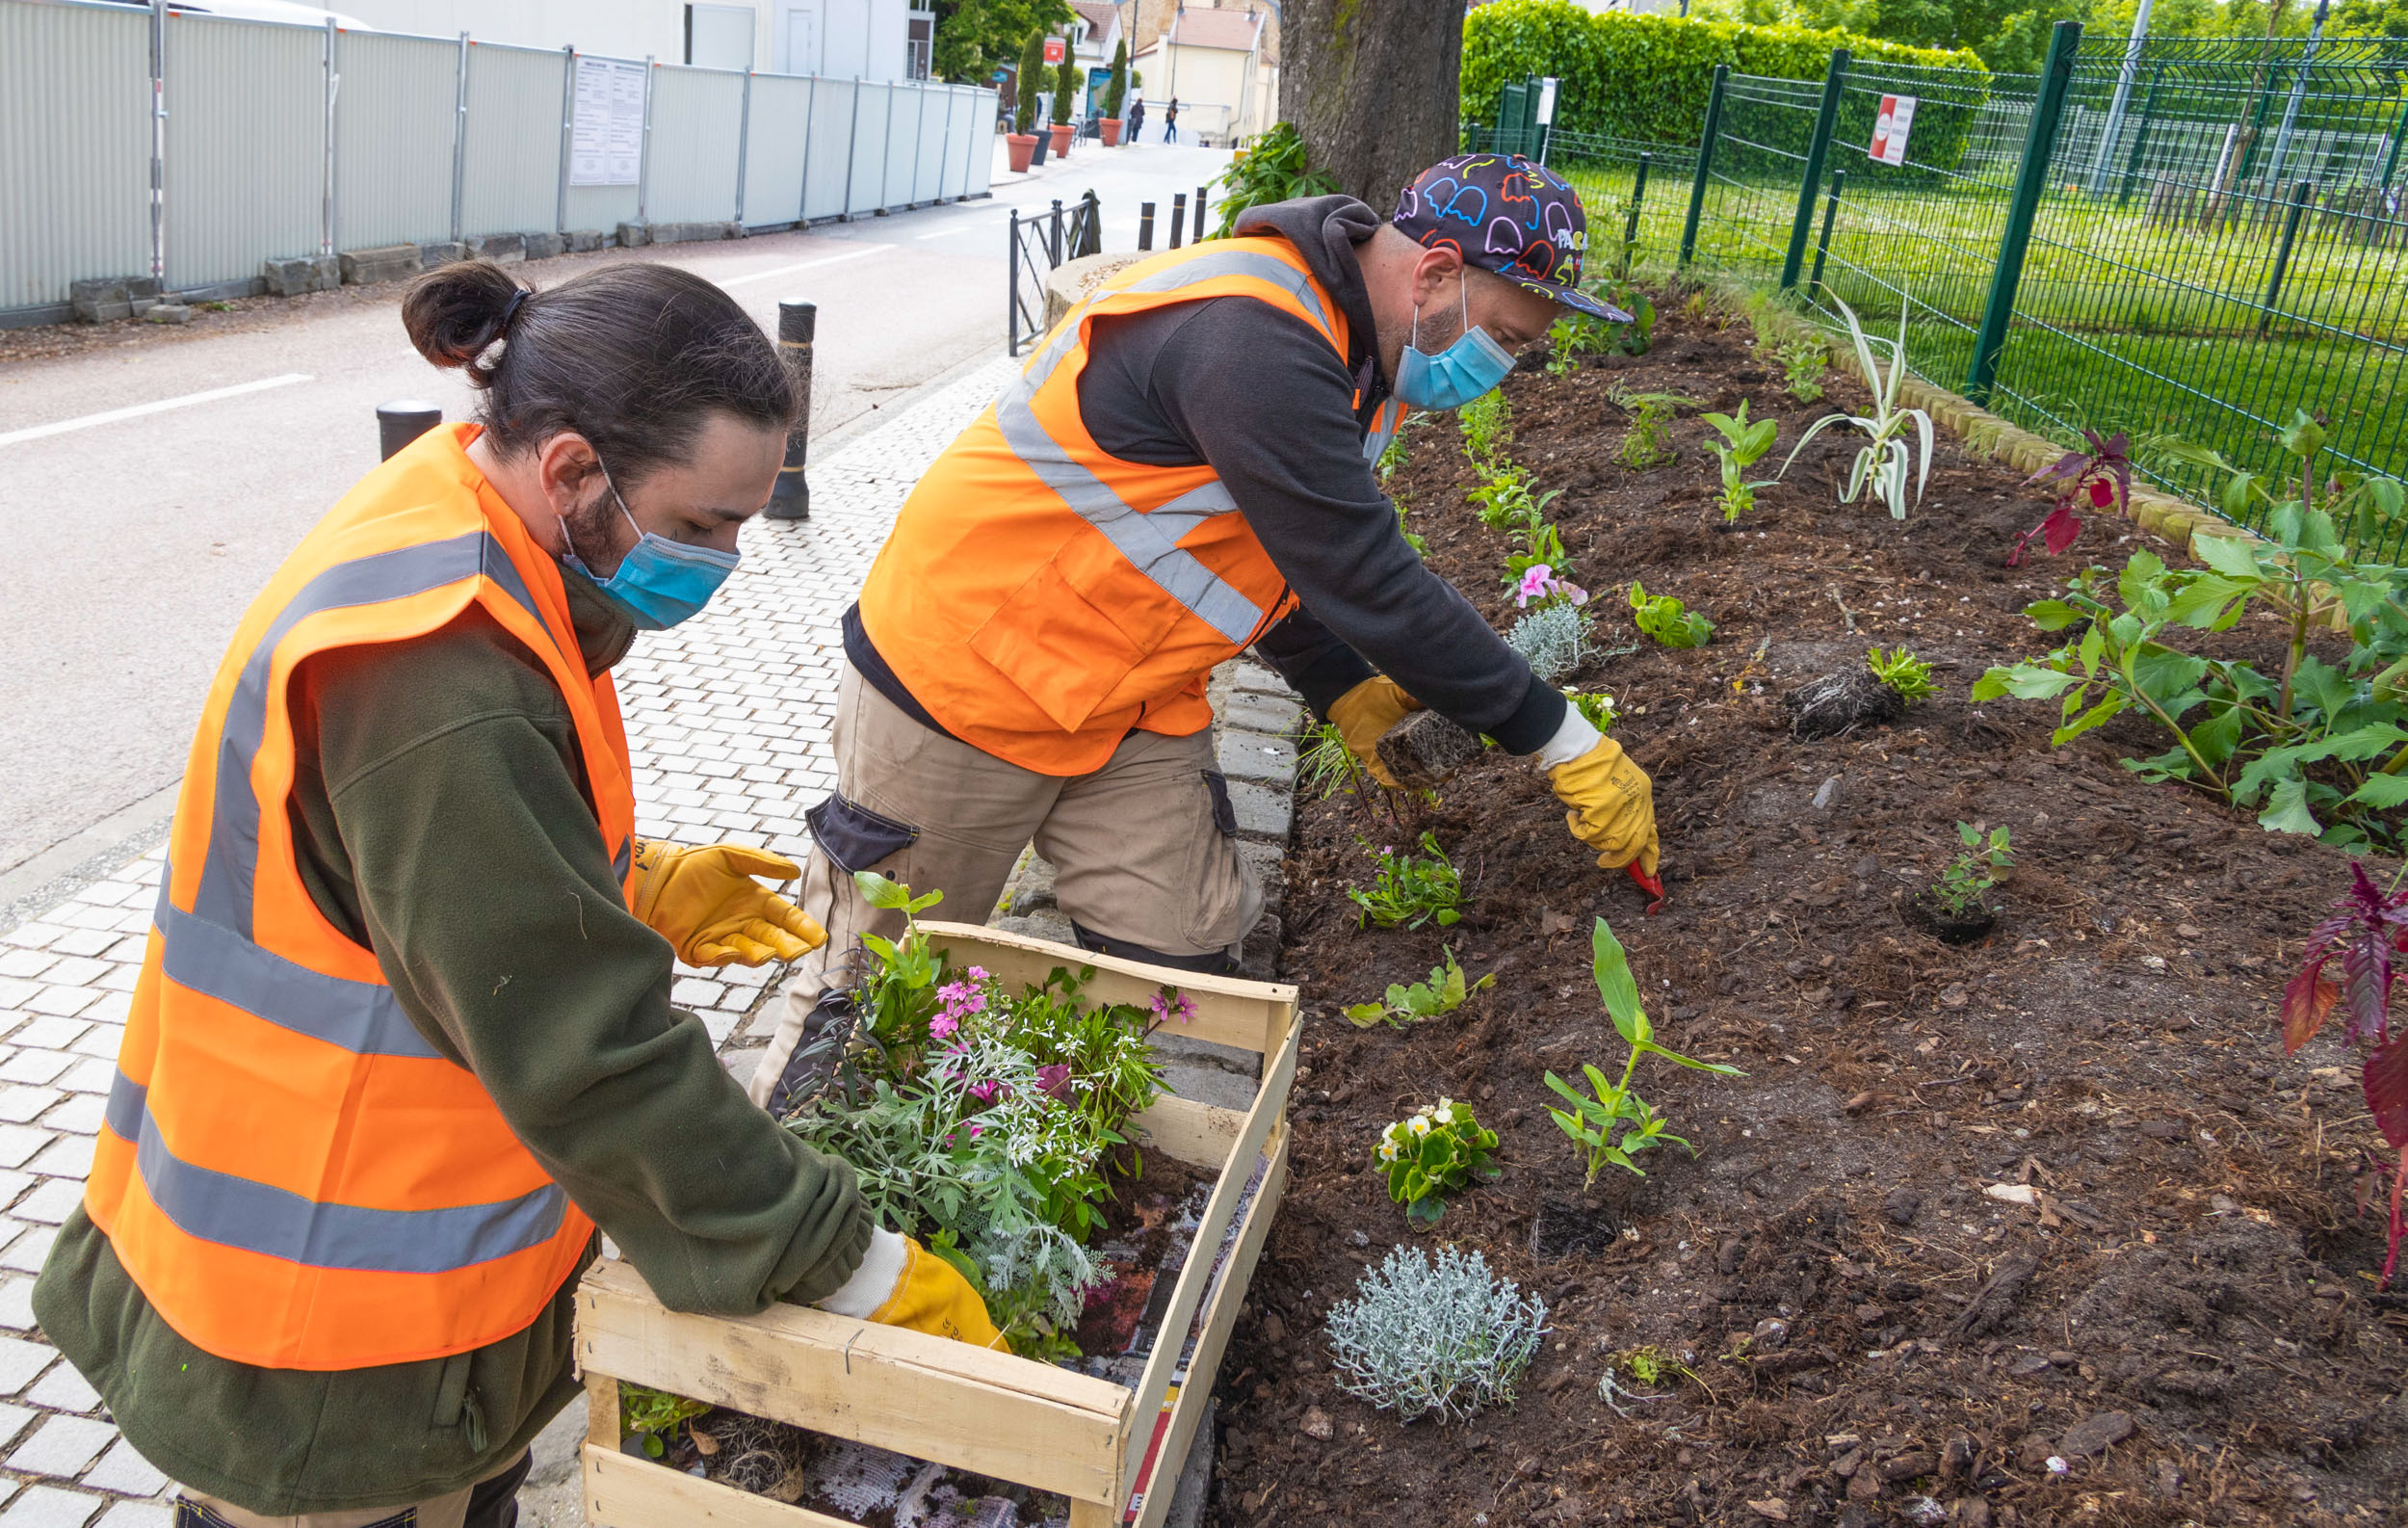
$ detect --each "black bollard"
[766,300,816,520]
[1139,201,1155,250]
[1169,193,1186,249]
[377,400,443,461]
[1194,184,1209,240]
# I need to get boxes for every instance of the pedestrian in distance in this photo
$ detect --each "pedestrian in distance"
[1164,96,1179,143]
[36,259,999,1528]
[752,153,1652,1112]
[1126,95,1145,144]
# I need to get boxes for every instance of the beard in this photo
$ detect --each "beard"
[1379,292,1469,390]
[559,483,626,574]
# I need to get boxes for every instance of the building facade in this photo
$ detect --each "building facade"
[326,0,929,78]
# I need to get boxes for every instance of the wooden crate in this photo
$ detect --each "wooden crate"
[576,920,1299,1528]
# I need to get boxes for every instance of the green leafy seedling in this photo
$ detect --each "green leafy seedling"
[1867,645,1937,704]
[1630,580,1714,648]
[1344,946,1496,1028]
[1701,400,1779,521]
[1932,823,2012,915]
[1374,1098,1501,1226]
[1544,918,1743,1188]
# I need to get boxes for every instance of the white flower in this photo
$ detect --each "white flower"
[1437,1096,1454,1110]
[1432,1105,1455,1126]
[1376,1141,1399,1163]
[1406,1115,1431,1137]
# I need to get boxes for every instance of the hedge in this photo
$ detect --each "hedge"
[1462,1,1988,151]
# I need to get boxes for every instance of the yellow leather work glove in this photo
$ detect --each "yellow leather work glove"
[868,1237,1008,1351]
[1549,736,1661,880]
[626,840,825,967]
[1327,676,1425,790]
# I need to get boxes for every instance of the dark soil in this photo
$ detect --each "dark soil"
[1210,296,2408,1527]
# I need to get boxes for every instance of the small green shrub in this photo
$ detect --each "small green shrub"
[1932,823,2013,915]
[1348,831,1464,930]
[1867,645,1936,704]
[1630,580,1713,647]
[1701,400,1778,521]
[1459,389,1512,465]
[1210,122,1338,237]
[1374,1098,1501,1225]
[1345,948,1495,1029]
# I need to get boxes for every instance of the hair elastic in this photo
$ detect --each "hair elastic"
[502,288,531,329]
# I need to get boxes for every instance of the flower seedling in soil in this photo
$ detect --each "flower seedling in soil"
[1778,336,1827,403]
[1512,560,1587,611]
[1344,946,1495,1028]
[1373,1097,1502,1225]
[2280,861,2408,1286]
[1972,472,2408,849]
[1932,822,2013,915]
[621,1383,712,1456]
[1508,601,1594,683]
[1324,1245,1547,1422]
[1561,687,1619,730]
[1630,580,1714,648]
[1613,391,1681,470]
[1394,497,1427,558]
[1544,313,1605,377]
[1776,294,1933,519]
[1347,831,1464,929]
[1867,645,1937,705]
[1458,389,1511,466]
[1543,917,1744,1187]
[2006,428,2131,567]
[1298,721,1359,801]
[1701,400,1779,522]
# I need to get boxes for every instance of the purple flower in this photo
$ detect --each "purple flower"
[1035,1063,1074,1102]
[968,1078,1001,1103]
[1148,990,1196,1025]
[929,1012,959,1041]
[1514,564,1589,610]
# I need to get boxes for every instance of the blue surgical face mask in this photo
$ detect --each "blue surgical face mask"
[561,456,741,631]
[1392,274,1516,412]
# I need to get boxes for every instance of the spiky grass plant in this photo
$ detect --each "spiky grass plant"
[1324,1245,1548,1422]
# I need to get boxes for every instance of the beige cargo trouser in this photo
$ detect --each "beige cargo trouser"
[747,664,1262,1108]
[175,1451,530,1528]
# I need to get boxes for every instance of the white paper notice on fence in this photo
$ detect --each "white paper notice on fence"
[571,58,648,187]
[1870,94,1917,167]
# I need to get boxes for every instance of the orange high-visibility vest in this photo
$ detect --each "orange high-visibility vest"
[858,237,1361,775]
[84,424,625,1371]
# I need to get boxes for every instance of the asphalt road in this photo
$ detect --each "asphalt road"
[0,138,1233,903]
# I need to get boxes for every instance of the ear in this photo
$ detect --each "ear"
[534,432,604,508]
[1409,244,1464,309]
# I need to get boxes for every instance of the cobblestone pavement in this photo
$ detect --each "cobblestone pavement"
[0,354,1029,1524]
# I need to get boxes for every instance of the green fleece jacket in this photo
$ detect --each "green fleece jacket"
[35,573,869,1514]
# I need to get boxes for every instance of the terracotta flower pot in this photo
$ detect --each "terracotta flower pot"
[1005,133,1037,173]
[1050,122,1074,158]
[1100,118,1123,146]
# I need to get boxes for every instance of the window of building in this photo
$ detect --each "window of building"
[685,4,756,70]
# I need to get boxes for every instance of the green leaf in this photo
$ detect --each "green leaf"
[2291,656,2356,722]
[2349,773,2408,809]
[2163,574,2257,630]
[2051,693,2127,746]
[1343,1002,1390,1028]
[2190,533,2264,580]
[2258,776,2325,836]
[1590,917,1648,1042]
[1636,1039,1747,1075]
[1975,664,2078,701]
[2023,599,2086,631]
[853,871,914,910]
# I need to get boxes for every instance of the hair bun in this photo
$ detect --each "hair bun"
[401,261,526,378]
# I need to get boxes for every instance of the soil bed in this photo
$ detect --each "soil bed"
[1212,299,2408,1526]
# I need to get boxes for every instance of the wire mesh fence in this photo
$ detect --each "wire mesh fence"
[1665,28,2408,558]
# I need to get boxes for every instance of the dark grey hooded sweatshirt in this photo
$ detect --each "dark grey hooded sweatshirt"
[846,193,1565,756]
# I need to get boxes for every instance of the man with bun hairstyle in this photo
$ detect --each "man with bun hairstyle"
[36,259,997,1528]
[755,154,1662,1111]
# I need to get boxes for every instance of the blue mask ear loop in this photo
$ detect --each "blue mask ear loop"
[1406,265,1472,359]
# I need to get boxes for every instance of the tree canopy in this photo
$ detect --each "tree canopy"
[933,0,1074,86]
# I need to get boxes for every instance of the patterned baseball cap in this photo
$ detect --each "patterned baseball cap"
[1390,153,1632,323]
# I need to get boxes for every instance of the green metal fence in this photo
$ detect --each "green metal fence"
[1669,24,2408,557]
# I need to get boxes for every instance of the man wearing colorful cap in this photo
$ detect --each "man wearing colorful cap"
[754,154,1660,1108]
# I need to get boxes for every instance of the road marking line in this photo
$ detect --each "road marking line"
[0,373,314,449]
[717,245,891,288]
[914,224,981,239]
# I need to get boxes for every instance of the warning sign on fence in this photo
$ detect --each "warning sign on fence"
[571,58,647,188]
[1870,93,1917,167]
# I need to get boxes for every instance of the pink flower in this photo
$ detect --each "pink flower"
[968,1079,1001,1103]
[967,965,989,981]
[1514,564,1589,609]
[1149,990,1196,1025]
[929,1013,959,1041]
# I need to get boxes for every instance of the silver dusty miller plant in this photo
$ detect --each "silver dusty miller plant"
[1324,1245,1548,1422]
[1506,603,1591,684]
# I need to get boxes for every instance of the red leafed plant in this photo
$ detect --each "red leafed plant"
[2282,860,2408,1285]
[2005,429,2132,567]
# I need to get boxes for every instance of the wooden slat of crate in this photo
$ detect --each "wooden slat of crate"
[1129,1124,1289,1528]
[1117,1013,1299,1503]
[917,920,1297,1058]
[578,1261,1128,1502]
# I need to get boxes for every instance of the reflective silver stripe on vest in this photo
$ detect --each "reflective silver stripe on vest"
[154,871,442,1060]
[194,534,542,938]
[993,250,1336,645]
[105,1067,568,1274]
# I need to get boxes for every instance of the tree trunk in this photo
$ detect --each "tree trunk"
[1279,0,1461,216]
